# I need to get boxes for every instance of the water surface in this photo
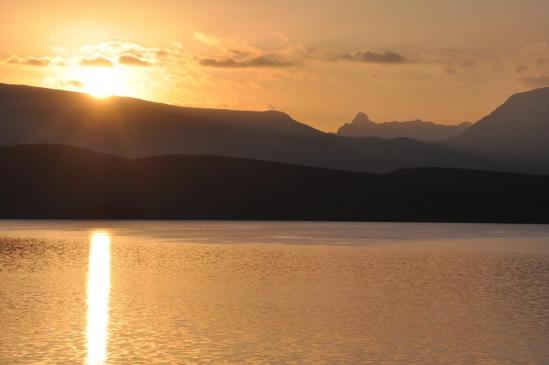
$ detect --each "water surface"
[1,221,549,364]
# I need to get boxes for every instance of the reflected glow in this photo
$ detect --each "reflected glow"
[86,232,111,365]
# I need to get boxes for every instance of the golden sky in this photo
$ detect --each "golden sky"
[2,0,549,131]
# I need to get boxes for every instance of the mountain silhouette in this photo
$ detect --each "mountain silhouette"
[0,83,493,173]
[337,112,471,140]
[447,87,549,172]
[1,144,548,222]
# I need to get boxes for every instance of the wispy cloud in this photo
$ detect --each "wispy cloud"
[520,75,549,87]
[119,55,152,67]
[80,41,173,63]
[200,54,296,68]
[194,32,221,46]
[63,80,84,88]
[537,57,548,66]
[197,42,410,69]
[516,65,528,73]
[6,55,64,67]
[337,50,409,64]
[4,41,174,70]
[79,56,113,67]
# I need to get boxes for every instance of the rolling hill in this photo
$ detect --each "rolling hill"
[1,144,548,222]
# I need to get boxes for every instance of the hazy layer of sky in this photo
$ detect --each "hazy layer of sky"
[2,0,549,130]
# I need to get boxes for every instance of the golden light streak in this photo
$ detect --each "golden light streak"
[86,231,111,365]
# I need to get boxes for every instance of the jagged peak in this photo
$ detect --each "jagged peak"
[351,112,375,125]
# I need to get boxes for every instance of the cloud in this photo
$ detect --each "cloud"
[444,66,457,75]
[119,55,152,67]
[460,59,476,67]
[194,32,221,46]
[198,43,319,69]
[193,35,411,71]
[6,56,64,67]
[226,48,255,59]
[537,57,549,66]
[120,47,168,61]
[338,50,408,64]
[80,41,174,63]
[520,75,549,87]
[81,41,132,54]
[274,32,290,44]
[79,56,113,67]
[516,65,528,73]
[514,43,549,70]
[155,49,169,58]
[199,54,296,68]
[64,80,84,88]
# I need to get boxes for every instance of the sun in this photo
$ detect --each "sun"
[68,66,131,98]
[82,67,129,98]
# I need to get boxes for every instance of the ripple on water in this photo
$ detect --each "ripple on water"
[0,221,549,364]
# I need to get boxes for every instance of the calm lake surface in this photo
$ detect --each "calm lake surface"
[1,221,549,365]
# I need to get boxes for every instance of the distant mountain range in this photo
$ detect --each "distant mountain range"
[337,112,471,141]
[0,83,494,173]
[446,87,549,172]
[0,83,547,174]
[1,144,548,222]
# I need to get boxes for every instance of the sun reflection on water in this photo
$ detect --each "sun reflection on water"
[86,231,111,365]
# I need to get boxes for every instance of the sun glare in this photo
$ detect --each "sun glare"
[70,66,131,98]
[84,68,127,98]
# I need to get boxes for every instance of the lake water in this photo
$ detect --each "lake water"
[1,221,549,364]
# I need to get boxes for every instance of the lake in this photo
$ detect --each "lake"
[1,221,549,364]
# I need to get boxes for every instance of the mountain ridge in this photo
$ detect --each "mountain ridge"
[337,111,471,140]
[0,82,321,137]
[446,86,549,170]
[0,82,496,174]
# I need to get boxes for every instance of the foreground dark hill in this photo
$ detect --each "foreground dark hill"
[447,87,549,171]
[1,144,548,222]
[338,112,471,140]
[0,83,494,173]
